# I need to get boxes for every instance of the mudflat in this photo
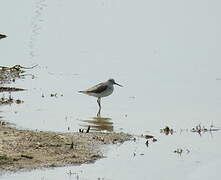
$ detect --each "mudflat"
[0,124,131,172]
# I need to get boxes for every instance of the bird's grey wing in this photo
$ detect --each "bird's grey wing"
[85,83,108,93]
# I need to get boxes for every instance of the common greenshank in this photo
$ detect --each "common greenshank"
[79,78,123,116]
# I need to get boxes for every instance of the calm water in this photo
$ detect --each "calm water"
[1,0,221,179]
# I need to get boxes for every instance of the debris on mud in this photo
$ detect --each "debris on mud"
[0,120,10,126]
[160,126,174,135]
[173,148,190,156]
[0,95,24,105]
[0,64,37,84]
[0,64,37,72]
[50,93,58,97]
[191,123,220,135]
[144,134,154,139]
[41,93,64,98]
[79,126,91,133]
[50,93,63,97]
[0,87,25,93]
[141,134,157,147]
[173,148,183,155]
[0,125,131,172]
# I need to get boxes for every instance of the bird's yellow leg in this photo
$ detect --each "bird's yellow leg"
[97,97,101,117]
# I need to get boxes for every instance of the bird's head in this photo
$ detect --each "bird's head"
[108,78,123,87]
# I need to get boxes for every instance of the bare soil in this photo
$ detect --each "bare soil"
[0,124,131,172]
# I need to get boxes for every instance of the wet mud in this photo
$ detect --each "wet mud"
[0,64,132,172]
[0,124,131,172]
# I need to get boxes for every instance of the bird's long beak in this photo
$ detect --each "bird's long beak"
[114,82,123,87]
[0,34,7,39]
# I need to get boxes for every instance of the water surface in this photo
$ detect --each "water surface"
[1,0,221,179]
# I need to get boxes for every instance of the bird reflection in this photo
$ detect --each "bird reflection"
[80,116,113,132]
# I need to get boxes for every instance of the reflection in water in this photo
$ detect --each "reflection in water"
[80,116,113,132]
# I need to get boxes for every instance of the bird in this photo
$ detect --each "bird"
[79,78,123,116]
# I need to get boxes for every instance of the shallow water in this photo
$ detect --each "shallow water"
[1,0,221,179]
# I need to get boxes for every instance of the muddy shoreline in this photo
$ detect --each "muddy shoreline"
[0,124,131,172]
[0,64,132,172]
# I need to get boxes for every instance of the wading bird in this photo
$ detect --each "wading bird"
[79,78,123,116]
